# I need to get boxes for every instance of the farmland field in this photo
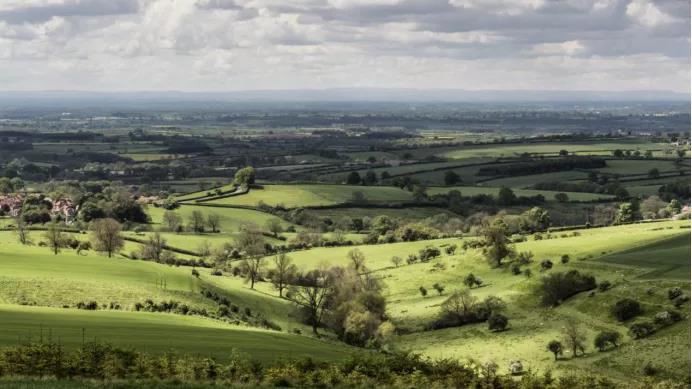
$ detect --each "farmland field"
[427,185,614,201]
[0,304,352,362]
[203,184,414,207]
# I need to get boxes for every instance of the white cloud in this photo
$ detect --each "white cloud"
[0,0,687,92]
[626,0,674,28]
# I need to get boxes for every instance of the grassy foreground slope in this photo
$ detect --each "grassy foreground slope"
[0,305,351,362]
[278,220,690,381]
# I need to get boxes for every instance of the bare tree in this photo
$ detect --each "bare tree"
[207,213,221,233]
[390,256,403,267]
[562,320,586,358]
[441,289,478,318]
[236,226,266,289]
[162,210,182,232]
[189,210,205,233]
[90,218,124,258]
[43,221,64,255]
[265,218,283,238]
[15,215,29,245]
[347,248,366,272]
[272,252,296,297]
[141,232,166,262]
[286,270,332,334]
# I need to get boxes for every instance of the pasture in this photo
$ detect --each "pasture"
[203,184,414,208]
[0,304,352,362]
[427,185,614,201]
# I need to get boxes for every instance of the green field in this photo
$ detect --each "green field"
[438,142,671,160]
[427,185,614,201]
[272,220,690,380]
[596,234,691,279]
[482,171,589,188]
[147,204,296,233]
[203,184,414,208]
[0,304,352,362]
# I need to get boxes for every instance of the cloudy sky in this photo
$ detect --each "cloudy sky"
[0,0,689,92]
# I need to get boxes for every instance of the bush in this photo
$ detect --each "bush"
[540,259,553,271]
[418,246,441,262]
[629,321,655,339]
[538,270,596,306]
[510,263,522,275]
[642,362,658,376]
[674,294,689,308]
[560,254,570,264]
[612,298,642,321]
[211,269,223,276]
[488,313,508,332]
[594,331,620,351]
[598,281,611,292]
[667,287,683,300]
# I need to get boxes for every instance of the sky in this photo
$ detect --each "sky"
[0,0,689,93]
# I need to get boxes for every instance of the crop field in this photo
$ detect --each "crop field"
[438,141,671,160]
[203,184,414,208]
[596,233,691,280]
[427,185,614,201]
[0,304,352,362]
[481,171,589,188]
[595,159,681,175]
[307,206,459,222]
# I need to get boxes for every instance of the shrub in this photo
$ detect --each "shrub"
[510,263,522,275]
[191,268,200,278]
[594,331,620,351]
[629,321,655,339]
[642,362,658,376]
[418,246,441,262]
[211,269,223,276]
[673,294,689,308]
[538,270,596,306]
[488,313,508,332]
[560,254,570,264]
[668,287,683,300]
[612,298,642,321]
[419,286,428,297]
[540,260,553,271]
[598,281,611,292]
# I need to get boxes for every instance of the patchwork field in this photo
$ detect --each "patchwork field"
[202,184,414,208]
[438,142,672,160]
[427,185,614,201]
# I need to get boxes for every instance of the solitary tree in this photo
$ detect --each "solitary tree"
[44,221,64,255]
[482,219,512,267]
[547,340,563,361]
[464,273,480,288]
[271,253,296,297]
[286,271,332,334]
[234,166,256,186]
[265,218,283,237]
[206,213,221,233]
[346,171,361,185]
[15,215,29,245]
[90,218,124,258]
[162,210,182,232]
[390,256,403,268]
[347,248,366,273]
[141,232,166,262]
[562,321,586,358]
[189,210,205,233]
[432,283,445,295]
[236,227,266,289]
[594,331,621,351]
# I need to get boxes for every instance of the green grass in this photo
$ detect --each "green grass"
[596,159,680,175]
[427,185,614,201]
[204,184,414,208]
[482,171,589,188]
[438,142,670,160]
[0,304,352,362]
[596,233,691,280]
[306,207,459,222]
[147,204,296,233]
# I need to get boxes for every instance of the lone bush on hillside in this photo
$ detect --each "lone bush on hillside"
[612,298,642,321]
[488,313,508,332]
[538,270,596,306]
[629,321,655,339]
[594,331,620,351]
